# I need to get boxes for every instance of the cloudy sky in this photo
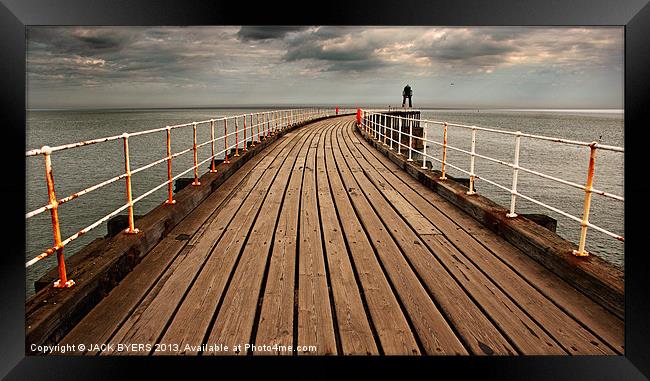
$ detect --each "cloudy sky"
[26,26,623,109]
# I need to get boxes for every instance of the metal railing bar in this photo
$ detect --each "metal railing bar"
[26,109,329,271]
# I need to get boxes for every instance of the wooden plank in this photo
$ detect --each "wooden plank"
[252,124,313,355]
[297,125,337,355]
[105,126,312,355]
[331,123,467,355]
[203,124,322,355]
[361,118,624,319]
[324,125,421,355]
[346,121,617,355]
[336,123,516,355]
[59,130,295,354]
[316,121,378,355]
[463,227,624,353]
[152,125,317,355]
[344,126,566,354]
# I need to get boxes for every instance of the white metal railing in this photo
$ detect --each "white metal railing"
[25,108,345,288]
[358,109,624,257]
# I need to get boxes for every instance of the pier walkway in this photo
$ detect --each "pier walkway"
[56,116,623,355]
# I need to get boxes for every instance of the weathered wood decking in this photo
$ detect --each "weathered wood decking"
[58,116,623,355]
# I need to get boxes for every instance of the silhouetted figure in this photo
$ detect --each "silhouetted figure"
[402,84,413,108]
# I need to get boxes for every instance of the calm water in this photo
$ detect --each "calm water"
[25,108,624,298]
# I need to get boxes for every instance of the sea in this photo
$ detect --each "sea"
[25,108,624,298]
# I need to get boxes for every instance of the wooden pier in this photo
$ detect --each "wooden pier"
[28,115,623,356]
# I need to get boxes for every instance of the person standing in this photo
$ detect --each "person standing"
[402,84,413,108]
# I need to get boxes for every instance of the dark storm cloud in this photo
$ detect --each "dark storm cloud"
[28,27,136,55]
[280,26,391,72]
[237,26,311,41]
[26,26,623,109]
[27,27,249,89]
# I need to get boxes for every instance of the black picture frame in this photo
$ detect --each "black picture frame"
[1,0,649,379]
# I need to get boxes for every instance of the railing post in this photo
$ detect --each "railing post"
[257,113,261,142]
[573,143,598,257]
[367,112,371,136]
[467,128,477,195]
[122,133,139,234]
[389,116,394,150]
[42,146,74,288]
[506,131,522,217]
[192,122,201,185]
[362,110,365,132]
[250,114,256,147]
[407,116,414,162]
[224,119,230,164]
[397,117,402,155]
[243,114,248,152]
[421,128,428,169]
[374,114,378,139]
[209,120,217,173]
[381,114,388,145]
[376,114,381,141]
[441,122,448,180]
[165,127,177,203]
[234,117,240,157]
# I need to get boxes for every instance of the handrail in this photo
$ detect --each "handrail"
[358,109,624,258]
[25,107,352,288]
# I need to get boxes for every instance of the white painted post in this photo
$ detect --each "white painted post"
[397,117,402,155]
[389,116,394,150]
[507,131,522,218]
[467,128,477,195]
[407,116,414,162]
[421,127,428,169]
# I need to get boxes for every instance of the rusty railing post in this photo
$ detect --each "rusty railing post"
[250,114,255,147]
[192,123,201,185]
[440,122,448,180]
[243,114,248,152]
[274,111,278,134]
[42,147,74,288]
[122,133,139,234]
[235,117,240,157]
[224,118,230,164]
[264,112,268,139]
[506,131,522,217]
[209,120,217,173]
[467,128,477,195]
[165,127,177,204]
[573,143,598,257]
